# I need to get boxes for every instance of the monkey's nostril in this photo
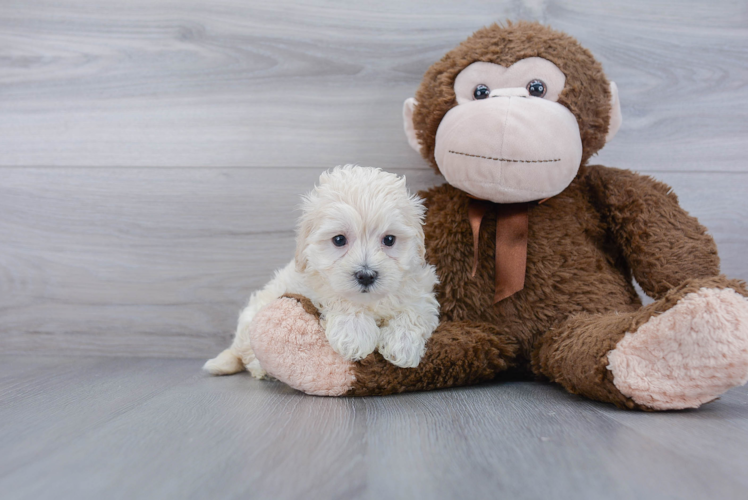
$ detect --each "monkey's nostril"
[354,270,378,287]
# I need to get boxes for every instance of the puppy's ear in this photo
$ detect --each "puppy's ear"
[407,194,428,260]
[414,225,427,261]
[295,216,313,273]
[295,195,316,273]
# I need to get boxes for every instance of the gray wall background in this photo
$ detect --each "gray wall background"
[2,0,746,358]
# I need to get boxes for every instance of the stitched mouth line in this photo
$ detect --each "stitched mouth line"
[449,150,560,163]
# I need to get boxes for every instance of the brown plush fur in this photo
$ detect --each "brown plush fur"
[413,21,612,171]
[350,321,519,396]
[267,22,743,409]
[341,22,739,408]
[533,275,748,410]
[348,167,729,407]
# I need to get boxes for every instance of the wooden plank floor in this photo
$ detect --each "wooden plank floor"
[1,356,747,500]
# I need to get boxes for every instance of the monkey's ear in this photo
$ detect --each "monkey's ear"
[403,98,421,153]
[606,82,622,143]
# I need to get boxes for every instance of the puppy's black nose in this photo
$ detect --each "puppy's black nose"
[354,270,378,287]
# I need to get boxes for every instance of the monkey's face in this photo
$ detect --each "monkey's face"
[403,23,622,204]
[436,57,583,203]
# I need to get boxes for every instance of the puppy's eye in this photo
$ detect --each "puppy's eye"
[332,235,347,247]
[474,84,490,100]
[382,235,396,247]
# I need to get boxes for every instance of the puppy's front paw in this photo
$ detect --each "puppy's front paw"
[325,313,379,361]
[378,323,428,368]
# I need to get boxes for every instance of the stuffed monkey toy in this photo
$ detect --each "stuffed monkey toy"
[231,22,748,410]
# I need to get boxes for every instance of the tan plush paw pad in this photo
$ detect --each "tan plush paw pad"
[249,297,356,396]
[607,288,748,410]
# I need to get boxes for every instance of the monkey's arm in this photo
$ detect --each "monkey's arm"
[248,295,520,396]
[349,319,519,395]
[585,165,720,299]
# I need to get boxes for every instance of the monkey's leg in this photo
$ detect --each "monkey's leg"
[533,276,748,410]
[249,295,520,396]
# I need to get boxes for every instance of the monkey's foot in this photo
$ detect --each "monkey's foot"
[607,288,748,410]
[250,296,356,396]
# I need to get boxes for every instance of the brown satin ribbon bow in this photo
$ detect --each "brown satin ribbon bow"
[468,199,531,304]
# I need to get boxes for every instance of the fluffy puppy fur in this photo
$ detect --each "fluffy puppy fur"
[204,165,440,378]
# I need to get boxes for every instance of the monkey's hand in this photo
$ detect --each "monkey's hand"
[248,295,356,396]
[249,295,519,396]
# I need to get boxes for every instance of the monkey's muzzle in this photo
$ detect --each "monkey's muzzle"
[434,96,583,204]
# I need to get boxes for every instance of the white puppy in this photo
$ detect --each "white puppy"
[204,165,439,378]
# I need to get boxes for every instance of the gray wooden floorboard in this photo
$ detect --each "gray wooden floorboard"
[0,356,746,500]
[596,389,748,489]
[0,358,199,477]
[364,384,748,499]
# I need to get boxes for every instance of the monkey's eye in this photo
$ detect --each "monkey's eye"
[526,79,547,98]
[473,84,490,100]
[382,235,396,247]
[332,235,347,247]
